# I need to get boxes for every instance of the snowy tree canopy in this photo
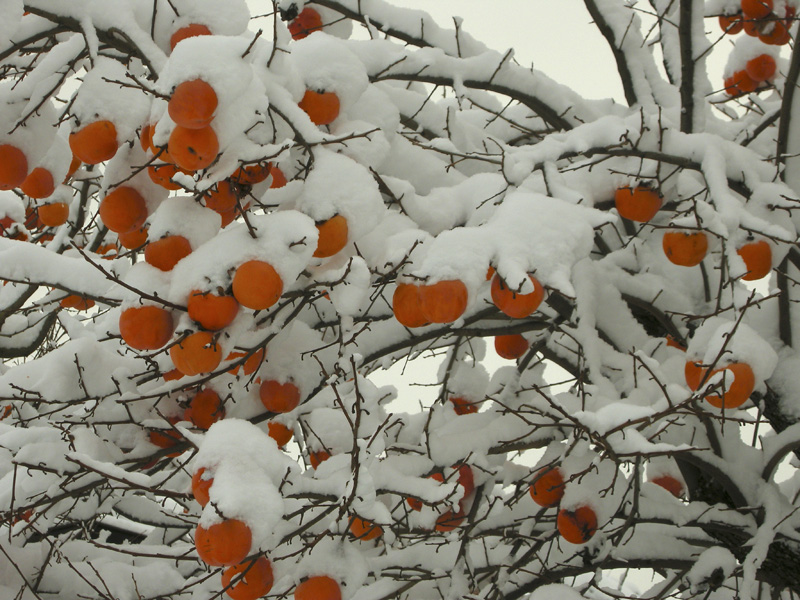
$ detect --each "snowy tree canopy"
[2,1,800,599]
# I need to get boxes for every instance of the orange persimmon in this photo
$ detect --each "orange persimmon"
[169,79,218,129]
[299,90,340,125]
[119,306,174,350]
[145,235,192,271]
[491,274,544,319]
[195,519,252,567]
[419,279,468,324]
[314,214,348,258]
[0,144,28,190]
[557,505,598,544]
[232,260,283,310]
[662,231,708,267]
[69,120,118,164]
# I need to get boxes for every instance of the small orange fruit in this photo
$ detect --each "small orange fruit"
[0,144,28,190]
[393,283,428,328]
[651,475,684,498]
[557,505,598,544]
[260,380,301,413]
[419,279,468,323]
[705,362,755,409]
[662,231,708,267]
[169,125,219,171]
[195,519,252,567]
[119,306,174,350]
[741,0,773,19]
[758,20,791,45]
[21,167,55,199]
[288,7,324,40]
[269,165,287,188]
[221,556,274,600]
[99,186,148,233]
[185,388,225,430]
[309,450,331,469]
[145,235,192,271]
[407,472,444,511]
[494,334,528,360]
[204,181,239,213]
[350,517,382,541]
[188,290,239,331]
[737,239,772,280]
[299,90,340,126]
[170,23,212,50]
[449,396,477,415]
[192,467,213,506]
[746,54,777,82]
[529,467,565,508]
[170,331,223,376]
[614,186,662,222]
[435,509,464,532]
[232,260,283,310]
[37,202,69,227]
[169,79,218,129]
[60,295,95,310]
[231,163,271,185]
[295,576,341,600]
[685,360,704,390]
[314,215,348,258]
[69,120,118,164]
[118,226,148,249]
[267,421,294,447]
[719,13,744,34]
[148,164,185,190]
[491,274,544,319]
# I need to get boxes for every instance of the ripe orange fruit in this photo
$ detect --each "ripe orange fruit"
[494,334,528,360]
[118,226,149,249]
[758,19,791,45]
[737,239,772,280]
[185,388,225,430]
[170,23,212,50]
[66,154,81,180]
[350,517,382,541]
[491,274,544,318]
[299,90,340,126]
[99,186,148,233]
[69,120,119,164]
[192,467,213,506]
[148,164,185,190]
[719,13,744,34]
[746,54,777,82]
[449,396,477,415]
[614,186,662,222]
[270,165,287,188]
[232,163,271,185]
[685,360,704,390]
[725,70,758,95]
[0,144,28,190]
[267,421,294,447]
[243,348,266,375]
[705,362,755,409]
[435,509,465,532]
[288,7,324,40]
[170,331,223,376]
[407,472,444,511]
[195,519,252,566]
[119,306,174,350]
[203,181,239,213]
[145,235,192,271]
[232,260,283,310]
[392,283,428,328]
[149,423,182,454]
[456,464,475,502]
[314,215,348,258]
[651,475,684,498]
[221,556,274,600]
[169,125,219,171]
[140,123,153,151]
[530,467,565,508]
[169,79,218,129]
[558,505,598,544]
[260,380,301,413]
[741,0,773,19]
[295,576,341,600]
[163,368,184,381]
[309,450,331,469]
[419,279,468,323]
[188,290,240,331]
[37,202,69,227]
[662,231,708,266]
[60,295,95,310]
[20,167,55,199]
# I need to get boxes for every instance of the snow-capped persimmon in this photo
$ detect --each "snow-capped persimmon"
[21,168,55,199]
[99,186,148,233]
[494,334,529,360]
[169,125,219,171]
[705,362,755,409]
[737,239,772,280]
[232,260,284,310]
[651,475,684,498]
[170,23,212,50]
[144,235,192,271]
[140,123,153,151]
[295,576,342,600]
[37,202,69,227]
[169,79,218,129]
[221,556,274,600]
[614,186,662,222]
[350,517,382,541]
[60,295,94,311]
[435,509,465,532]
[259,380,301,413]
[192,467,213,506]
[148,164,185,191]
[0,144,28,190]
[232,163,271,185]
[267,421,294,447]
[299,90,340,126]
[741,0,773,18]
[288,7,324,40]
[227,347,266,376]
[118,226,149,249]
[185,388,225,430]
[119,306,174,351]
[314,215,348,258]
[419,279,468,323]
[685,360,704,390]
[530,467,565,508]
[746,54,777,82]
[149,426,182,455]
[491,274,544,319]
[188,290,240,331]
[203,181,239,214]
[407,472,444,511]
[758,20,791,45]
[725,70,758,96]
[170,331,223,376]
[65,154,81,180]
[557,505,598,544]
[719,13,743,34]
[69,120,119,164]
[393,283,428,328]
[309,450,331,469]
[449,396,478,415]
[195,519,252,567]
[662,231,708,267]
[269,165,287,188]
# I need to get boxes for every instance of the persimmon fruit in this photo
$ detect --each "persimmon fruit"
[188,290,240,331]
[221,556,274,600]
[557,505,598,544]
[119,306,174,350]
[38,202,69,227]
[685,360,704,390]
[350,517,382,541]
[309,450,331,469]
[758,20,791,45]
[737,239,772,280]
[495,334,529,360]
[719,13,744,34]
[407,472,444,511]
[60,295,94,311]
[725,70,758,96]
[169,125,219,171]
[170,23,212,50]
[0,144,28,190]
[195,519,252,567]
[746,54,777,82]
[145,235,192,271]
[170,331,223,376]
[314,215,348,258]
[651,475,684,498]
[450,396,478,415]
[662,231,708,267]
[491,274,544,319]
[614,186,662,222]
[192,467,213,506]
[294,576,341,600]
[530,467,565,508]
[232,163,271,185]
[232,260,283,310]
[118,226,148,249]
[288,7,324,40]
[268,421,294,447]
[705,362,755,409]
[204,181,239,213]
[185,388,225,430]
[741,0,773,19]
[393,283,428,328]
[269,165,287,188]
[299,90,340,126]
[99,186,148,233]
[435,509,465,532]
[169,79,218,129]
[148,164,185,191]
[260,380,301,413]
[21,167,55,199]
[69,120,118,164]
[419,279,468,323]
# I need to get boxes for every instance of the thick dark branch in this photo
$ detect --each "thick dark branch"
[583,0,637,106]
[776,34,800,172]
[679,0,696,132]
